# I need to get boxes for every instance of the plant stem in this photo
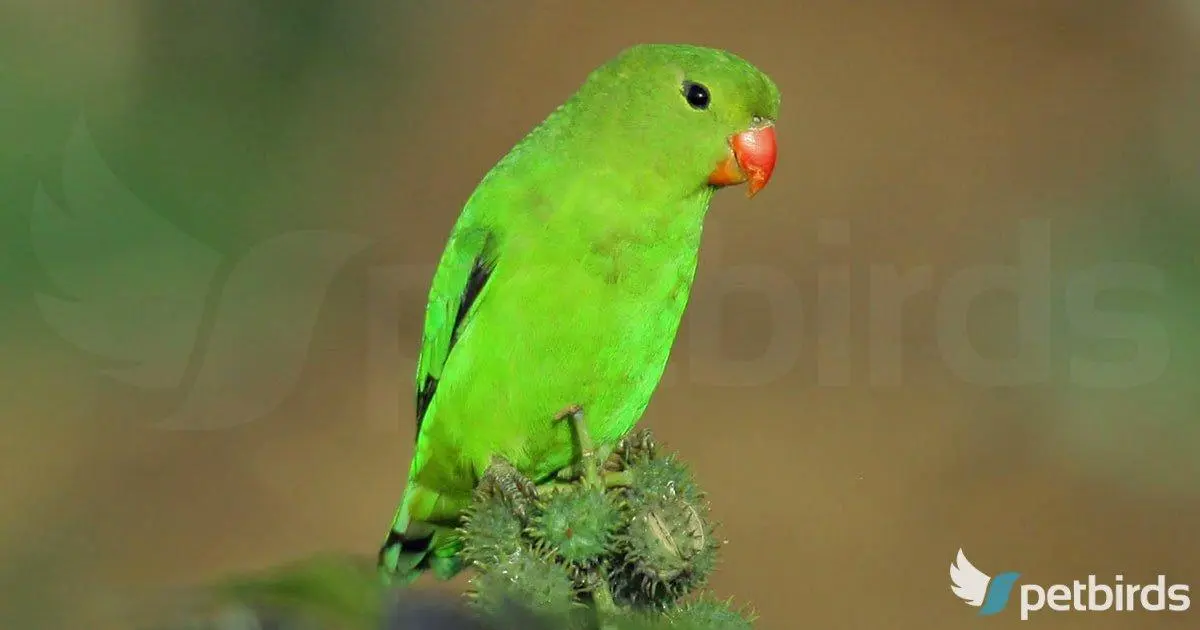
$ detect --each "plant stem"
[591,567,620,630]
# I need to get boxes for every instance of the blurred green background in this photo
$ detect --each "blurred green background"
[2,1,1199,628]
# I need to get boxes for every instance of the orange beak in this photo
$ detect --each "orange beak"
[707,123,777,198]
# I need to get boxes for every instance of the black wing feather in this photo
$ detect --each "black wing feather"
[413,234,496,439]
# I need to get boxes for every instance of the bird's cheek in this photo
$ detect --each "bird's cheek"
[707,150,747,188]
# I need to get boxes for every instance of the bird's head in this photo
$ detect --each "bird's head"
[570,43,781,200]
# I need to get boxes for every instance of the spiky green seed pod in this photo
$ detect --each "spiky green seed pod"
[530,485,624,569]
[459,493,527,570]
[467,551,580,624]
[668,596,756,629]
[610,493,719,608]
[626,453,703,505]
[453,432,743,625]
[601,608,669,630]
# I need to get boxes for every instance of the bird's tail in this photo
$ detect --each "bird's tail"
[377,487,431,585]
[376,486,463,585]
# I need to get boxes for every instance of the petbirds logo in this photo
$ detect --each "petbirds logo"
[950,549,1022,616]
[951,548,1191,621]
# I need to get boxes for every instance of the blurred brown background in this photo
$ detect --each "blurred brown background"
[2,1,1199,628]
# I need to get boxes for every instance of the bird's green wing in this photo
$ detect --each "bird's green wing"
[413,221,498,438]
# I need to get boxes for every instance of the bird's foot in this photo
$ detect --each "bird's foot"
[601,470,633,489]
[535,479,575,498]
[610,428,657,467]
[552,444,617,481]
[592,429,656,489]
[543,469,630,495]
[476,455,539,521]
[555,404,606,490]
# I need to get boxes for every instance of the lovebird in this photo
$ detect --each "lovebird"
[379,43,780,583]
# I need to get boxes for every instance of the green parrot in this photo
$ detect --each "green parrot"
[378,43,780,583]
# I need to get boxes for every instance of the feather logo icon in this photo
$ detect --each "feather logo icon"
[951,548,1022,616]
[31,118,371,429]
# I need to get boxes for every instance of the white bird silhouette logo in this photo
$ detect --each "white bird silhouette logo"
[950,548,991,607]
[31,118,370,429]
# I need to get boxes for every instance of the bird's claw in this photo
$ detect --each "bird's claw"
[612,428,656,467]
[476,455,539,521]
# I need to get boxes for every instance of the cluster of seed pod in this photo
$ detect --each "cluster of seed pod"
[147,433,752,630]
[458,430,755,629]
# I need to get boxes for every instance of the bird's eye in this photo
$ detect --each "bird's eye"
[682,81,710,110]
